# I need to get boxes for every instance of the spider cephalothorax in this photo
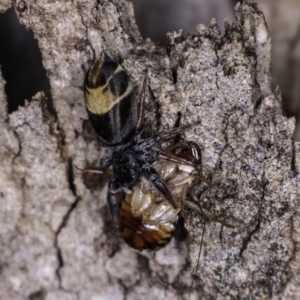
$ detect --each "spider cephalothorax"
[109,135,160,189]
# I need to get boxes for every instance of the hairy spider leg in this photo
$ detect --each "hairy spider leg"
[107,178,124,230]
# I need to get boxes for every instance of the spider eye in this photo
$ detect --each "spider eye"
[84,52,138,146]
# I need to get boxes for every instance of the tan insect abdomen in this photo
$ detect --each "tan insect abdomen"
[119,183,180,251]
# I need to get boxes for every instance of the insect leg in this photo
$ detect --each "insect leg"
[107,178,124,229]
[143,165,177,208]
[190,221,206,294]
[184,199,235,228]
[163,138,187,152]
[158,150,195,166]
[161,140,202,167]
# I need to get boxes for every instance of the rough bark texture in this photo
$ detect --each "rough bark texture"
[0,0,10,12]
[0,0,299,299]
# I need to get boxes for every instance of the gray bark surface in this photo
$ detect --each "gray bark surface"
[0,1,299,299]
[0,0,10,12]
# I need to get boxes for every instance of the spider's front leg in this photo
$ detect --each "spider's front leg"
[143,164,177,208]
[107,177,124,230]
[74,165,104,174]
[74,156,113,175]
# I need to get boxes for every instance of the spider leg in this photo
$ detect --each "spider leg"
[74,165,103,174]
[74,164,114,176]
[74,155,113,176]
[107,178,124,229]
[143,164,177,208]
[158,124,196,141]
[136,73,148,131]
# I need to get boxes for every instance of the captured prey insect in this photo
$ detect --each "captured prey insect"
[83,52,231,251]
[120,140,234,251]
[120,140,203,250]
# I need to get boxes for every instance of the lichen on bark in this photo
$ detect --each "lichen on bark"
[0,0,299,299]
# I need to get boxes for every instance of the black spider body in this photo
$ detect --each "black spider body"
[84,52,198,250]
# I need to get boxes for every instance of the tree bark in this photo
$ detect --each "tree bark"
[0,0,299,299]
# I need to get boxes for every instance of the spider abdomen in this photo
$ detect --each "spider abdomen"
[84,52,138,146]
